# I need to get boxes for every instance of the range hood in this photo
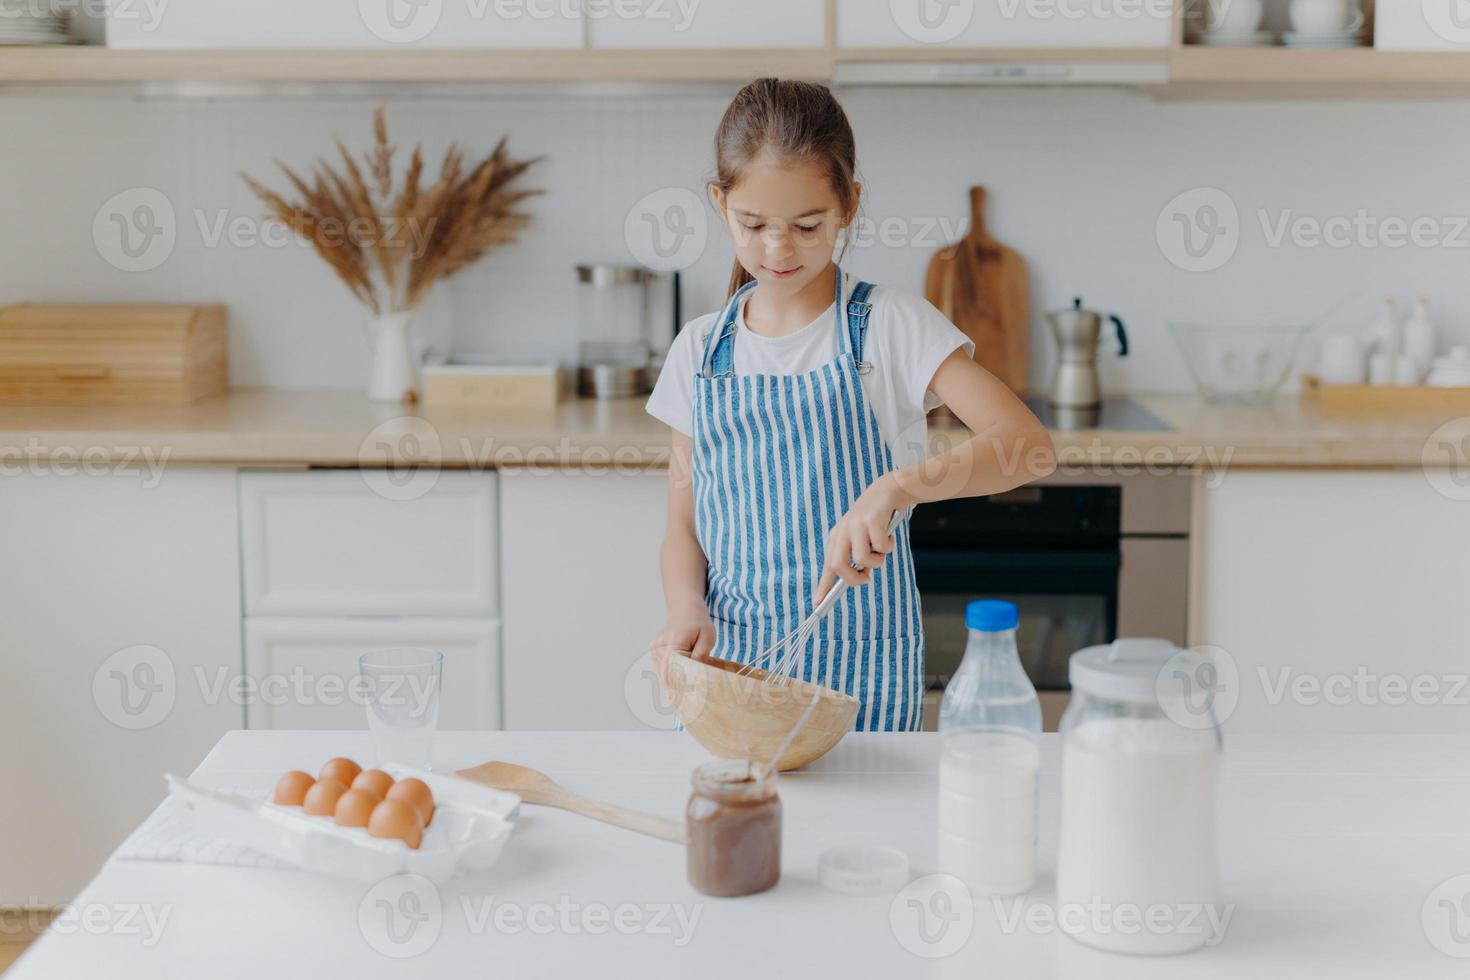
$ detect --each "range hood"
[833,59,1169,87]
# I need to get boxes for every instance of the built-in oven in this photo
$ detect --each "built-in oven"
[912,473,1192,730]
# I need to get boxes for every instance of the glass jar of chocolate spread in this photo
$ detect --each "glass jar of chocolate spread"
[685,760,782,897]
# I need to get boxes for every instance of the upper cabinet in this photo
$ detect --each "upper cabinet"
[106,0,584,49]
[834,0,1174,49]
[587,0,826,49]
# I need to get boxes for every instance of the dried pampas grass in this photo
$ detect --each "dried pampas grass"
[242,107,542,316]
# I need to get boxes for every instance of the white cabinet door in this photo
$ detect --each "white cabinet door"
[1195,470,1470,735]
[240,470,498,618]
[243,618,501,731]
[835,0,1173,49]
[500,469,670,729]
[0,468,241,904]
[587,0,825,49]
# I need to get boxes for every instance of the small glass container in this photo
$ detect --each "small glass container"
[685,760,781,897]
[1057,639,1224,955]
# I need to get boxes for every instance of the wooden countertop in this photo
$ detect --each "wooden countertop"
[0,388,1462,469]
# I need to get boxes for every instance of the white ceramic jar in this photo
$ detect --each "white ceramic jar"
[1056,639,1224,955]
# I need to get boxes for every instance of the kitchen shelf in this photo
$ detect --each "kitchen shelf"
[5,44,1470,100]
[1165,46,1470,99]
[0,46,834,84]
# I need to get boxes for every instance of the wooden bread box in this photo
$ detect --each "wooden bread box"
[0,304,227,403]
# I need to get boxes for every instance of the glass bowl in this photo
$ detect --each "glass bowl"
[1168,322,1310,405]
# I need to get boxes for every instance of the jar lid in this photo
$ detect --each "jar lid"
[576,264,649,286]
[1068,638,1199,704]
[818,845,910,895]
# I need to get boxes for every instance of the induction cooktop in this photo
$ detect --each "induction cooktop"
[1021,396,1172,433]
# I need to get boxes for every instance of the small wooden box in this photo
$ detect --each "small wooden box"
[0,304,227,404]
[422,361,560,409]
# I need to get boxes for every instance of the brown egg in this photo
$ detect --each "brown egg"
[272,770,315,806]
[386,778,435,827]
[318,757,362,785]
[303,778,348,816]
[352,769,394,801]
[368,798,423,849]
[334,788,379,828]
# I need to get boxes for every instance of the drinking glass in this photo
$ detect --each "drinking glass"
[360,647,443,770]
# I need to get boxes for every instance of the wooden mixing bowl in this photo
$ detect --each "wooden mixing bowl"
[665,654,859,771]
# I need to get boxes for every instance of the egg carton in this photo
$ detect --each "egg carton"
[163,764,520,884]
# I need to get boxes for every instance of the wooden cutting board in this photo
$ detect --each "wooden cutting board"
[924,186,1029,392]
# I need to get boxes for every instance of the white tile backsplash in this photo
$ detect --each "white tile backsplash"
[4,85,1468,394]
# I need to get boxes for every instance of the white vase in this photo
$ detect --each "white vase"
[366,311,420,403]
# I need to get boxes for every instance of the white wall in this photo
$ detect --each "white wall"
[4,86,1468,392]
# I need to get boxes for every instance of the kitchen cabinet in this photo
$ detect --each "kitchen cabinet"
[587,0,825,49]
[243,618,501,731]
[240,470,498,617]
[239,469,502,733]
[0,467,242,905]
[499,468,668,730]
[1194,470,1470,735]
[834,0,1174,49]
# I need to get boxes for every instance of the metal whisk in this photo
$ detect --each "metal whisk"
[736,511,904,686]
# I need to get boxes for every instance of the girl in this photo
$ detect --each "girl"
[646,79,1056,732]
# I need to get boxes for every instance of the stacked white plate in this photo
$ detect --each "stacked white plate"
[0,0,75,45]
[1281,31,1369,48]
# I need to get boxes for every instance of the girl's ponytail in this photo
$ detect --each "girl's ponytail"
[726,260,755,299]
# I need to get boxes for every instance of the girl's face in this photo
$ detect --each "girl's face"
[714,151,856,300]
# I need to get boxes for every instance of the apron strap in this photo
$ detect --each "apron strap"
[700,279,756,379]
[846,280,876,371]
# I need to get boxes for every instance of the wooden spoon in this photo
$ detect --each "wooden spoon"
[456,760,686,845]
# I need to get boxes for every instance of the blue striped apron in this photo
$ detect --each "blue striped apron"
[691,270,925,732]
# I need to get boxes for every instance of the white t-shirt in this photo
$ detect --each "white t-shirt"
[645,278,974,471]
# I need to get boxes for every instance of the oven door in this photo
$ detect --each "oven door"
[913,547,1119,726]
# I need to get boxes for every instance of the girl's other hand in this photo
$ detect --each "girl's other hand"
[652,605,717,663]
[812,473,912,606]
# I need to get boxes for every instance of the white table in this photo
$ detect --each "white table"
[11,731,1470,978]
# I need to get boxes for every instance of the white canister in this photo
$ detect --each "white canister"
[1056,639,1224,956]
[1319,334,1366,385]
[1367,352,1394,386]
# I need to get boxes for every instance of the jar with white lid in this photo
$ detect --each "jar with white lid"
[1056,638,1224,955]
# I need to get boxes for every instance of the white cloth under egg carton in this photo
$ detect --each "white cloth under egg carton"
[0,0,75,45]
[134,765,521,884]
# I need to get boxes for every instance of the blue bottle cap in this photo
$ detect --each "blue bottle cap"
[966,599,1018,632]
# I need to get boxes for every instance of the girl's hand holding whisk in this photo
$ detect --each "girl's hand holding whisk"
[811,472,914,606]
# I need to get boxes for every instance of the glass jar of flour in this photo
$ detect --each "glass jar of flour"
[1057,639,1224,955]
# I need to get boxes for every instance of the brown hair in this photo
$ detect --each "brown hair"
[712,78,859,299]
